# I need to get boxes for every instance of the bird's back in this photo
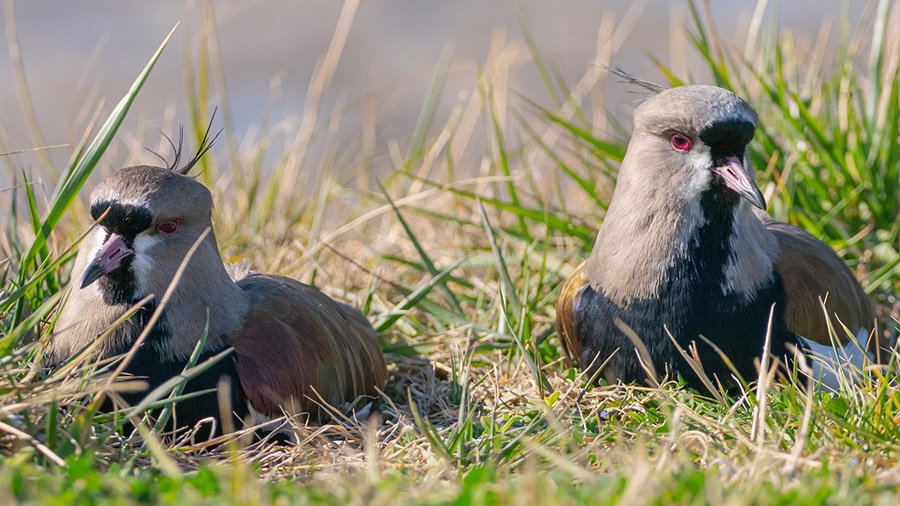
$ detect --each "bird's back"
[231,274,387,418]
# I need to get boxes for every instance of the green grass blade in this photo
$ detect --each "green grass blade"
[380,186,464,314]
[151,315,212,432]
[124,347,231,420]
[373,258,466,333]
[477,200,522,318]
[407,41,454,163]
[0,290,63,354]
[20,24,178,279]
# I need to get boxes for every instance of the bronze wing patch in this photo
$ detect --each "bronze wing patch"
[556,261,588,367]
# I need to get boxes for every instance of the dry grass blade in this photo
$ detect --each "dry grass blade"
[0,144,69,157]
[751,304,776,445]
[0,420,66,467]
[280,0,360,204]
[1,2,898,503]
[783,351,815,476]
[94,228,210,402]
[2,0,53,173]
[662,326,724,403]
[614,318,659,387]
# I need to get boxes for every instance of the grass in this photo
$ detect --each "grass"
[1,0,899,504]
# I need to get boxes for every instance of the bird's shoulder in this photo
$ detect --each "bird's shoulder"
[237,273,339,308]
[230,273,387,417]
[556,261,589,367]
[761,216,874,345]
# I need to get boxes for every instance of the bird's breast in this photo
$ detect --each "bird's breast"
[574,269,799,390]
[112,341,247,435]
[574,189,801,389]
[99,298,176,359]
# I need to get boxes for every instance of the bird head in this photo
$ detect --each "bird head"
[624,85,765,210]
[80,165,216,299]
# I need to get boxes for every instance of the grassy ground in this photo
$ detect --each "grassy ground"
[2,1,899,504]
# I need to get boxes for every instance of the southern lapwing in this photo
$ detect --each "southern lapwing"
[556,85,877,391]
[48,142,388,436]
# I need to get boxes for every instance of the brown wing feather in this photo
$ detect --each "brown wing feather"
[231,274,388,418]
[556,262,588,367]
[765,219,874,346]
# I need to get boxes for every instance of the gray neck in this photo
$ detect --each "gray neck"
[142,235,248,360]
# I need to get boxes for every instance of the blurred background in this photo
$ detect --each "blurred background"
[0,0,856,185]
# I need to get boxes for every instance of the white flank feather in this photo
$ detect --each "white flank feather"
[801,328,872,392]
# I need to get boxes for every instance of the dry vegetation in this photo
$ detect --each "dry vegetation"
[1,0,899,504]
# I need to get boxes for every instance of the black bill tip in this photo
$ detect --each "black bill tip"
[80,261,106,289]
[744,186,767,210]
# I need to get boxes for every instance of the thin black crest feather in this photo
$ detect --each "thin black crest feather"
[178,108,223,175]
[606,64,668,94]
[142,126,182,169]
[143,145,168,167]
[142,109,221,175]
[163,126,184,172]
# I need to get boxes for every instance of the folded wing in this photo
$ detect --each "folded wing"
[231,274,388,418]
[764,218,874,347]
[556,262,588,367]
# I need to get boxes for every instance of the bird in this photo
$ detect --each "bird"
[556,84,877,392]
[47,138,388,437]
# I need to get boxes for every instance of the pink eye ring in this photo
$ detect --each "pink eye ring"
[157,219,180,234]
[669,132,692,152]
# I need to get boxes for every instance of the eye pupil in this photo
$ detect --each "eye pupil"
[670,132,692,151]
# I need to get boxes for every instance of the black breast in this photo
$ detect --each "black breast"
[110,344,248,438]
[98,300,248,438]
[574,190,804,391]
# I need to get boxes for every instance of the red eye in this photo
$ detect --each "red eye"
[670,132,692,152]
[157,219,180,234]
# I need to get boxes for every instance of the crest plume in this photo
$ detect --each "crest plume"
[144,108,223,175]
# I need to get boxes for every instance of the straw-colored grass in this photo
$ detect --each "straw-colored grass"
[1,0,898,504]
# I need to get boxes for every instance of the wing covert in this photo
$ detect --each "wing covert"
[556,262,589,367]
[232,274,388,418]
[765,219,874,346]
